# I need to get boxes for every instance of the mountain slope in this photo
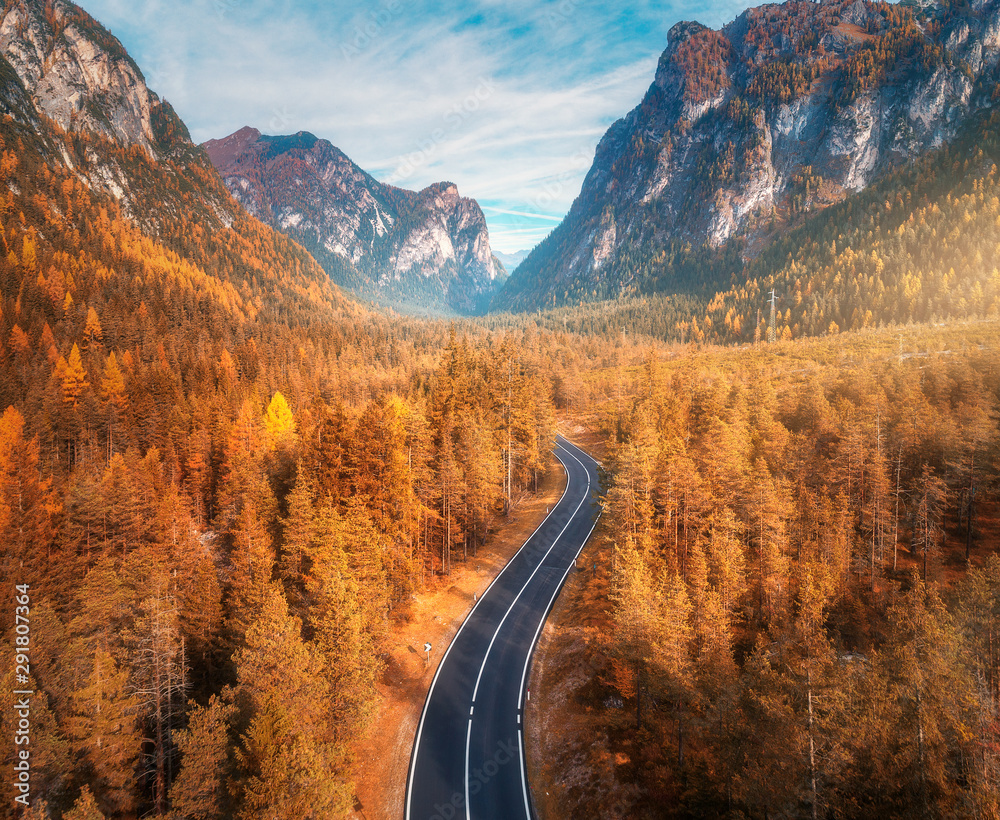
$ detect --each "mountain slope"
[0,0,361,324]
[0,2,555,817]
[494,249,530,272]
[204,127,505,315]
[496,0,1000,310]
[516,102,1000,346]
[0,0,235,230]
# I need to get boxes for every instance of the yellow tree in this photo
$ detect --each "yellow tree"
[63,787,105,820]
[233,585,350,819]
[264,391,296,449]
[169,696,234,820]
[99,352,128,458]
[61,343,90,408]
[218,398,276,537]
[54,342,91,465]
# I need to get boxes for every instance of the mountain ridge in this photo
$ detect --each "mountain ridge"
[495,0,1000,311]
[0,0,359,333]
[204,126,506,316]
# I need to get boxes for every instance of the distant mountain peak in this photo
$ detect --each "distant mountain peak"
[205,128,504,315]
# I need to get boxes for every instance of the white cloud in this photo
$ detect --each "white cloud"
[82,0,756,253]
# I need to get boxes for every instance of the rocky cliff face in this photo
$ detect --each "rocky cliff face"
[204,127,504,315]
[496,0,1000,310]
[0,0,238,243]
[1,0,155,150]
[0,0,236,229]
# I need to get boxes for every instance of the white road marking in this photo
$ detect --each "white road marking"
[465,718,472,818]
[518,729,530,820]
[465,442,595,819]
[404,440,575,820]
[518,442,603,820]
[470,449,587,703]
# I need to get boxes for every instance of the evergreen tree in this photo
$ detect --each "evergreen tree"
[169,696,234,820]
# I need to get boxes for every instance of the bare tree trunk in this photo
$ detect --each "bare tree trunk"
[808,669,818,820]
[916,687,929,817]
[635,659,642,729]
[966,449,975,562]
[677,700,685,768]
[894,451,901,572]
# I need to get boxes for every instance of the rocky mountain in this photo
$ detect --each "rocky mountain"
[0,0,248,233]
[494,249,530,273]
[204,127,505,315]
[495,0,1000,310]
[0,0,353,330]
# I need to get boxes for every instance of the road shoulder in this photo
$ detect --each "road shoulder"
[350,451,567,820]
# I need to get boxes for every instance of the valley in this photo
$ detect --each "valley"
[0,0,999,819]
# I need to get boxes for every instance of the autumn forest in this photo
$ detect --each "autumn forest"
[4,0,1000,819]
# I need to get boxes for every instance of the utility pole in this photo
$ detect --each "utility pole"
[768,290,777,344]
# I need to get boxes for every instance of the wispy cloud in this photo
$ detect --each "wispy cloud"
[83,0,756,253]
[481,207,564,222]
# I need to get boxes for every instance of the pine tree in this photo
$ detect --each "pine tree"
[657,574,694,767]
[83,306,104,350]
[308,499,385,731]
[0,407,59,593]
[226,500,275,646]
[611,540,660,727]
[61,343,90,408]
[279,463,316,615]
[65,647,140,818]
[0,671,70,812]
[124,559,186,816]
[865,580,976,816]
[63,787,106,820]
[232,586,351,819]
[914,465,947,581]
[263,391,296,449]
[169,696,234,820]
[99,352,128,458]
[707,508,747,614]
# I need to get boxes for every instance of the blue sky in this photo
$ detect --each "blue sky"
[83,0,754,253]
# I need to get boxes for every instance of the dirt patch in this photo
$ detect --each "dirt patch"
[349,452,567,820]
[558,418,612,466]
[833,21,875,42]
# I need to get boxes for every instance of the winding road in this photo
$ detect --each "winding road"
[405,436,603,820]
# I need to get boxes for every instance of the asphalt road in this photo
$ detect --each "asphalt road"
[405,436,603,820]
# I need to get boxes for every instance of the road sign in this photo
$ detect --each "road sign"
[424,642,432,653]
